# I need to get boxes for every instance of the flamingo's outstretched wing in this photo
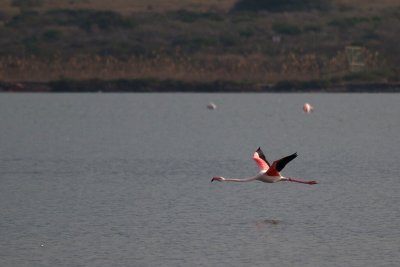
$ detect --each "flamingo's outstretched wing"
[274,153,298,172]
[253,147,270,171]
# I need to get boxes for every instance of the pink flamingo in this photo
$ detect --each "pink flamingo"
[211,147,318,185]
[303,103,314,113]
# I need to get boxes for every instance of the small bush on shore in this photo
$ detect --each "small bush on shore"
[12,0,43,9]
[272,23,302,35]
[7,9,136,31]
[42,30,63,41]
[232,0,331,12]
[169,9,224,23]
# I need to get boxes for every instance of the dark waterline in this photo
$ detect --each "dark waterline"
[1,80,400,93]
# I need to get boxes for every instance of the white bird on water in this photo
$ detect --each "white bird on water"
[211,147,318,185]
[207,102,217,110]
[303,103,314,113]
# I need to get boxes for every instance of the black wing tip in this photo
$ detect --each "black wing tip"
[275,152,298,172]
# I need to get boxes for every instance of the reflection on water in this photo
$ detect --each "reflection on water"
[256,219,280,225]
[255,219,280,230]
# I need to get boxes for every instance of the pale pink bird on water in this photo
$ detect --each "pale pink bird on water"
[207,102,217,110]
[211,147,318,185]
[303,103,314,113]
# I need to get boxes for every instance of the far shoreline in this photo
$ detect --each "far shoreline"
[1,79,399,93]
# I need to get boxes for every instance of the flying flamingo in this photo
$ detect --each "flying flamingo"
[211,147,318,185]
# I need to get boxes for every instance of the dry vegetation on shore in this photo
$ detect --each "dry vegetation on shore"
[0,0,399,88]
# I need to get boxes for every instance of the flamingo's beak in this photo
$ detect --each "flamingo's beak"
[211,177,220,182]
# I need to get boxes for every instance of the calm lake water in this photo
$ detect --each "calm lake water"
[1,93,399,267]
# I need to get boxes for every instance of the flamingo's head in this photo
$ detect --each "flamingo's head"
[211,176,224,182]
[308,180,318,185]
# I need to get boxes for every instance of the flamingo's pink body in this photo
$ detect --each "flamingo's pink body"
[212,147,317,185]
[303,103,314,113]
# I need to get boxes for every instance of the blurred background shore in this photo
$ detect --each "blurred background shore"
[0,0,399,91]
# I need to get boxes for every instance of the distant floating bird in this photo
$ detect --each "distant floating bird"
[303,103,314,113]
[211,147,318,185]
[207,102,217,110]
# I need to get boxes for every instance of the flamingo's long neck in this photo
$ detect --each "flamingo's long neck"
[222,176,258,182]
[287,177,317,185]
